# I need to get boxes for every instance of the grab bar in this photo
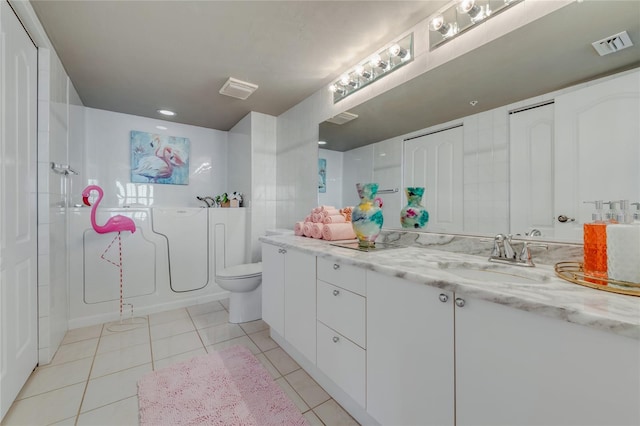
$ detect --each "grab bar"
[377,188,399,194]
[51,162,78,175]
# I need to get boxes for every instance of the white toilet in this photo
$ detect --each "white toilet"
[215,262,262,323]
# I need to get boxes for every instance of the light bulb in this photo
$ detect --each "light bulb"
[340,74,351,86]
[389,44,408,59]
[355,65,371,79]
[457,0,484,20]
[329,84,338,93]
[429,15,445,31]
[369,54,387,70]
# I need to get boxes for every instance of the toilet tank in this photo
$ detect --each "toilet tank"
[210,208,248,276]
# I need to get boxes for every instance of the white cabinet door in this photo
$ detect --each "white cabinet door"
[0,1,38,420]
[510,103,555,238]
[455,295,640,426]
[555,70,640,242]
[404,126,464,233]
[366,271,455,426]
[261,243,285,336]
[283,249,316,364]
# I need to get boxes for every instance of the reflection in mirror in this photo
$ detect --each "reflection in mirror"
[318,0,640,243]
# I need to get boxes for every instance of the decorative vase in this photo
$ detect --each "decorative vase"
[400,187,429,229]
[351,183,384,248]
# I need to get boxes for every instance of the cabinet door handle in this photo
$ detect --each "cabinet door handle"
[332,336,340,343]
[333,289,340,296]
[333,264,340,270]
[455,298,466,308]
[439,293,449,303]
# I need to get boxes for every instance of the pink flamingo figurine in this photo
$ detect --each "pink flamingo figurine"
[82,185,136,234]
[82,185,137,328]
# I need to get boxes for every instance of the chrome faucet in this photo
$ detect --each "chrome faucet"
[526,228,542,237]
[196,196,213,208]
[490,233,547,267]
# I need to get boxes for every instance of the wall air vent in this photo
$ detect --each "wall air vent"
[219,77,258,100]
[326,111,358,125]
[592,31,633,56]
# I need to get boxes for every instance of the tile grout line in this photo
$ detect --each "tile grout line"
[73,322,106,426]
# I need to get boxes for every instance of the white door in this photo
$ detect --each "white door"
[509,103,555,238]
[0,0,39,420]
[404,126,463,233]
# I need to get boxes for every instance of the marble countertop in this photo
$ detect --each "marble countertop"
[260,234,640,340]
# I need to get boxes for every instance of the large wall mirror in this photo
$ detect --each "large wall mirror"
[318,0,640,243]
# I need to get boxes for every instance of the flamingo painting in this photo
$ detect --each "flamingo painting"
[132,146,185,183]
[82,185,136,234]
[130,130,190,185]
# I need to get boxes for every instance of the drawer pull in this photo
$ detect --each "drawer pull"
[333,289,340,296]
[455,298,466,308]
[332,336,340,343]
[439,293,449,303]
[333,264,340,270]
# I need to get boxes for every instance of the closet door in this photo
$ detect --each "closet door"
[404,126,463,233]
[509,103,555,238]
[0,0,39,420]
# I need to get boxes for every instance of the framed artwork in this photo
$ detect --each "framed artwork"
[130,131,190,185]
[318,158,327,193]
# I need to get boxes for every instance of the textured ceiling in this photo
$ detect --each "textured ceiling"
[320,0,640,151]
[30,0,449,130]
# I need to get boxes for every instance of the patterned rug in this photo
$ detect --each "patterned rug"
[138,345,308,425]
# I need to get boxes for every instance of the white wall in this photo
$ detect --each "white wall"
[84,108,228,207]
[318,148,343,209]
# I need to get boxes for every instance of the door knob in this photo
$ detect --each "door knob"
[332,336,339,343]
[557,215,575,223]
[333,264,340,270]
[439,294,449,303]
[333,289,340,296]
[455,298,466,308]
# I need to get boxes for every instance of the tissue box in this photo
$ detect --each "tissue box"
[230,199,239,208]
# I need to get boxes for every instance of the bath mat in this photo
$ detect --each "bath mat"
[137,345,308,426]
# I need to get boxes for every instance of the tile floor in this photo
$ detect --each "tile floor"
[2,299,360,426]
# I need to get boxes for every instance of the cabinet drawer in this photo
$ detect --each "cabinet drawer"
[317,258,366,296]
[317,280,366,348]
[317,321,366,408]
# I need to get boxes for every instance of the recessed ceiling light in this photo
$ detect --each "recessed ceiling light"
[469,100,478,106]
[156,125,168,130]
[157,109,176,116]
[318,141,327,145]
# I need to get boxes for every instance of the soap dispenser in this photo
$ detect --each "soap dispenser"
[583,200,607,284]
[607,201,640,284]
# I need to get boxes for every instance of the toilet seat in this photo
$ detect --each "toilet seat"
[216,262,261,279]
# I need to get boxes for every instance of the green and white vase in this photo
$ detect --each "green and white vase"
[400,187,429,229]
[352,183,384,248]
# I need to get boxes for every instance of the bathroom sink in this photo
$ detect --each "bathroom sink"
[439,263,551,284]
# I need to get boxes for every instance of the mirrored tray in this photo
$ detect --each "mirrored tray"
[554,261,640,297]
[330,241,405,252]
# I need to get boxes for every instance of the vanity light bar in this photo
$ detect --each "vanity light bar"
[329,32,414,104]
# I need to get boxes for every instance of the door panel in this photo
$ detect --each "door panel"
[1,0,39,419]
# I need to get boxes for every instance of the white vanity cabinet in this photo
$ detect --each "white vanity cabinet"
[366,271,455,426]
[455,295,640,426]
[316,258,367,408]
[261,243,317,363]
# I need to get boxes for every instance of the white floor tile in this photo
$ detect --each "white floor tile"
[220,298,230,310]
[151,330,204,361]
[255,353,281,379]
[314,399,360,426]
[285,369,330,409]
[61,324,103,345]
[303,410,325,426]
[275,377,309,413]
[91,343,151,378]
[197,322,245,346]
[186,301,225,317]
[248,329,279,352]
[239,319,269,335]
[148,308,190,326]
[153,348,207,371]
[264,347,300,376]
[50,338,98,365]
[149,317,195,340]
[17,357,93,400]
[191,310,229,329]
[206,335,261,355]
[76,396,139,426]
[97,326,149,354]
[3,383,85,425]
[81,364,151,413]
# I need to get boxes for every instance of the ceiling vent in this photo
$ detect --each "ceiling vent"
[219,77,258,100]
[326,111,359,125]
[592,31,633,56]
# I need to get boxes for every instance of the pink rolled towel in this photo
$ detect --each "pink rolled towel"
[322,214,346,224]
[304,215,312,223]
[320,209,341,217]
[303,222,313,237]
[311,223,325,239]
[311,213,323,223]
[294,221,305,236]
[322,223,357,241]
